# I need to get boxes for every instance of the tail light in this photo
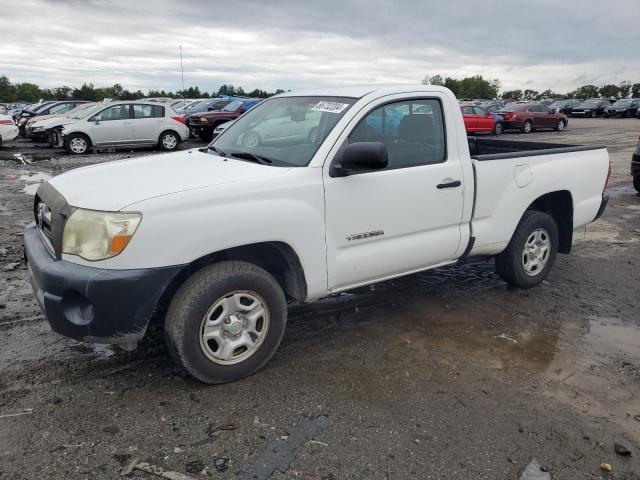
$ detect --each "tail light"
[171,116,186,125]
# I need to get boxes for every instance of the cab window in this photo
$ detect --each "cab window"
[348,99,446,169]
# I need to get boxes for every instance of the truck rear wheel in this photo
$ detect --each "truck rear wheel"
[164,261,287,384]
[495,211,558,288]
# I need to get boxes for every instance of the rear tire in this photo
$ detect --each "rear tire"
[521,120,532,134]
[634,175,640,194]
[493,122,504,135]
[64,133,90,155]
[164,261,287,384]
[158,130,180,151]
[495,211,558,288]
[590,110,597,118]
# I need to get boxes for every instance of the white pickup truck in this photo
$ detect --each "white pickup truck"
[25,85,610,383]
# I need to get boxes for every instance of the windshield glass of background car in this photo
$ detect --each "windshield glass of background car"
[612,100,632,106]
[223,100,245,112]
[581,100,600,106]
[211,96,356,167]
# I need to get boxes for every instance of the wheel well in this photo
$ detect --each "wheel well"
[159,129,179,140]
[151,242,307,325]
[66,131,92,146]
[527,190,573,253]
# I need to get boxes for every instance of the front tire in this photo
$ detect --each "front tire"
[64,133,90,154]
[555,119,566,131]
[495,211,558,288]
[521,120,533,134]
[158,130,180,151]
[165,261,287,384]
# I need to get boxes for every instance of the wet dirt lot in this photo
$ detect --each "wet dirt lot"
[1,118,639,480]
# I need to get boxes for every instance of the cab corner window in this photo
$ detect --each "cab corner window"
[348,99,446,169]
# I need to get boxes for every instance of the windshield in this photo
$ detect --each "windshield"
[71,104,104,119]
[612,99,632,107]
[223,100,245,112]
[184,100,207,111]
[500,104,530,112]
[32,102,54,112]
[549,101,566,107]
[210,96,356,167]
[580,100,601,107]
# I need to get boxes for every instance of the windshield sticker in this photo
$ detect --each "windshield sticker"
[310,101,350,114]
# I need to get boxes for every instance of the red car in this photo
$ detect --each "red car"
[496,103,568,134]
[460,104,503,135]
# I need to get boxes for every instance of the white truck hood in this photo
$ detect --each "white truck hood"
[48,150,289,211]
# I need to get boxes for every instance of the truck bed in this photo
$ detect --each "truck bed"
[468,137,606,160]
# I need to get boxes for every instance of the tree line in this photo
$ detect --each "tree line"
[423,74,640,101]
[0,76,286,103]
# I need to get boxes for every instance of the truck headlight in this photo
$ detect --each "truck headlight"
[62,209,141,261]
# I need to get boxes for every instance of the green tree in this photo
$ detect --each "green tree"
[618,81,631,98]
[501,89,523,100]
[632,83,640,98]
[599,84,620,98]
[523,89,539,101]
[575,85,598,99]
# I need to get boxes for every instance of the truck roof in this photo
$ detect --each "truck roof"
[276,84,452,99]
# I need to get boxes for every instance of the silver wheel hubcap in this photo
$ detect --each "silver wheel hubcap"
[162,134,177,149]
[70,138,86,153]
[559,121,565,130]
[199,291,269,365]
[524,122,531,133]
[522,228,551,276]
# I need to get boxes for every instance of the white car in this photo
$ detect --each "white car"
[0,113,19,145]
[51,101,189,154]
[25,85,610,384]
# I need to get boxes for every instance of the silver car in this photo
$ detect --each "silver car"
[54,100,189,154]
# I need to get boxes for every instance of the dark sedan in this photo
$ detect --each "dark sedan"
[496,103,568,133]
[571,98,613,118]
[548,99,582,115]
[605,99,639,118]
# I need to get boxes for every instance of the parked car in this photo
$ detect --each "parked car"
[479,101,504,113]
[24,84,610,383]
[605,99,640,117]
[212,120,234,140]
[496,103,568,133]
[178,98,232,115]
[50,101,189,154]
[632,137,640,193]
[187,98,261,141]
[571,98,613,117]
[548,99,582,115]
[460,104,503,135]
[16,100,90,136]
[0,113,19,145]
[26,102,97,140]
[12,101,57,123]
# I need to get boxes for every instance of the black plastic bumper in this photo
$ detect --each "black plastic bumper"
[24,225,183,344]
[594,192,609,221]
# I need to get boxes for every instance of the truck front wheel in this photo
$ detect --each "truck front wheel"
[495,211,558,288]
[165,261,287,384]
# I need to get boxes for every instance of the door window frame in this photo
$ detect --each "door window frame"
[329,96,448,176]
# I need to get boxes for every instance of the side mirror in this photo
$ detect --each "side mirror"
[332,142,388,177]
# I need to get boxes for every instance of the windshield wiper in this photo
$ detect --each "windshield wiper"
[228,151,274,165]
[207,145,228,158]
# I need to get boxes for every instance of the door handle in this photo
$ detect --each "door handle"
[437,180,461,189]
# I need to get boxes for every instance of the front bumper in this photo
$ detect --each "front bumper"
[24,225,183,344]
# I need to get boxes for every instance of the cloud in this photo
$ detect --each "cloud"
[1,0,639,94]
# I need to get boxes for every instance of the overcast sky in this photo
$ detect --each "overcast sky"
[2,0,639,95]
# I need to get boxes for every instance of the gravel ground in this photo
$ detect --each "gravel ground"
[1,118,639,480]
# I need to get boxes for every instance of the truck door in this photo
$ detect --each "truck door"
[323,96,465,291]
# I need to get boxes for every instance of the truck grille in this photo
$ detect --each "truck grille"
[35,200,55,256]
